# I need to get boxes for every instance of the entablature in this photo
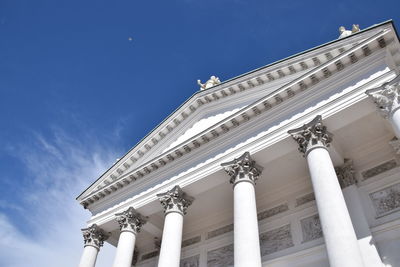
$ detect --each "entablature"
[77,22,400,210]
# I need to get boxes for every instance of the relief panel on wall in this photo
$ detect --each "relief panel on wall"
[370,182,400,217]
[207,244,234,267]
[180,254,199,267]
[207,224,233,239]
[182,236,201,248]
[259,224,294,257]
[296,193,315,207]
[361,159,398,180]
[301,214,323,242]
[257,204,289,221]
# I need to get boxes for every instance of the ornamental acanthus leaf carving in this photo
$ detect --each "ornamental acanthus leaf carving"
[288,115,333,156]
[115,207,147,234]
[221,152,263,185]
[81,224,108,249]
[157,185,194,215]
[366,75,400,119]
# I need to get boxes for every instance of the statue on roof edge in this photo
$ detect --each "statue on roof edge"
[197,76,221,90]
[339,24,360,39]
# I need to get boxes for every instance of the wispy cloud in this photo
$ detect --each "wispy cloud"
[0,126,121,267]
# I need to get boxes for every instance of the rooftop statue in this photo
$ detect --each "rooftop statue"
[339,24,360,39]
[197,75,221,90]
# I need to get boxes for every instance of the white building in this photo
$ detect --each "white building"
[76,20,400,267]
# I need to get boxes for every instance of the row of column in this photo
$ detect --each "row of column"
[78,76,400,267]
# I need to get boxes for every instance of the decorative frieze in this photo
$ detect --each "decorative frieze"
[221,152,263,185]
[257,204,289,221]
[301,214,323,242]
[115,207,147,234]
[288,115,333,156]
[370,182,400,217]
[157,185,194,215]
[141,250,159,261]
[366,75,400,118]
[335,159,357,188]
[207,224,233,239]
[259,225,294,256]
[81,224,108,249]
[180,255,199,267]
[296,192,315,206]
[361,159,398,180]
[207,244,234,267]
[182,236,201,248]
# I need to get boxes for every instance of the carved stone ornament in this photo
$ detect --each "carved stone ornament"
[81,224,109,249]
[115,207,147,234]
[156,185,194,215]
[197,75,221,90]
[366,75,400,119]
[221,152,263,185]
[335,159,357,188]
[288,115,333,156]
[389,137,400,154]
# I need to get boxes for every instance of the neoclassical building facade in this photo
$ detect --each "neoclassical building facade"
[77,21,400,267]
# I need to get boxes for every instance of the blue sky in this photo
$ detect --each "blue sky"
[1,0,400,266]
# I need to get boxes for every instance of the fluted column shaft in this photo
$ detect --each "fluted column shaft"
[222,152,263,267]
[157,186,193,267]
[79,224,108,267]
[112,207,146,267]
[366,75,400,138]
[289,115,364,267]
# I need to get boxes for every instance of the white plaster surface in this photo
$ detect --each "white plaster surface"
[164,107,243,152]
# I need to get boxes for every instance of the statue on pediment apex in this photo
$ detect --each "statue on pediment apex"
[339,24,360,39]
[197,75,221,90]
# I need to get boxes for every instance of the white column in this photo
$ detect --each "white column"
[366,74,400,138]
[79,224,108,267]
[157,185,193,267]
[112,207,146,267]
[335,159,384,266]
[222,152,263,267]
[288,115,364,267]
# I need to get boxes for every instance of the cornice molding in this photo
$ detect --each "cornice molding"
[87,69,396,226]
[79,26,393,208]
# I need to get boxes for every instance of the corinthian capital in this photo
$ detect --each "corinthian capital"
[335,159,357,188]
[157,185,194,215]
[366,75,400,119]
[115,207,147,234]
[81,224,108,249]
[221,152,263,186]
[288,115,333,156]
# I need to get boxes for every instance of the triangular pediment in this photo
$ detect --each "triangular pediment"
[78,21,399,206]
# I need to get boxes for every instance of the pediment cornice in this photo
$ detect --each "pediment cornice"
[77,21,398,208]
